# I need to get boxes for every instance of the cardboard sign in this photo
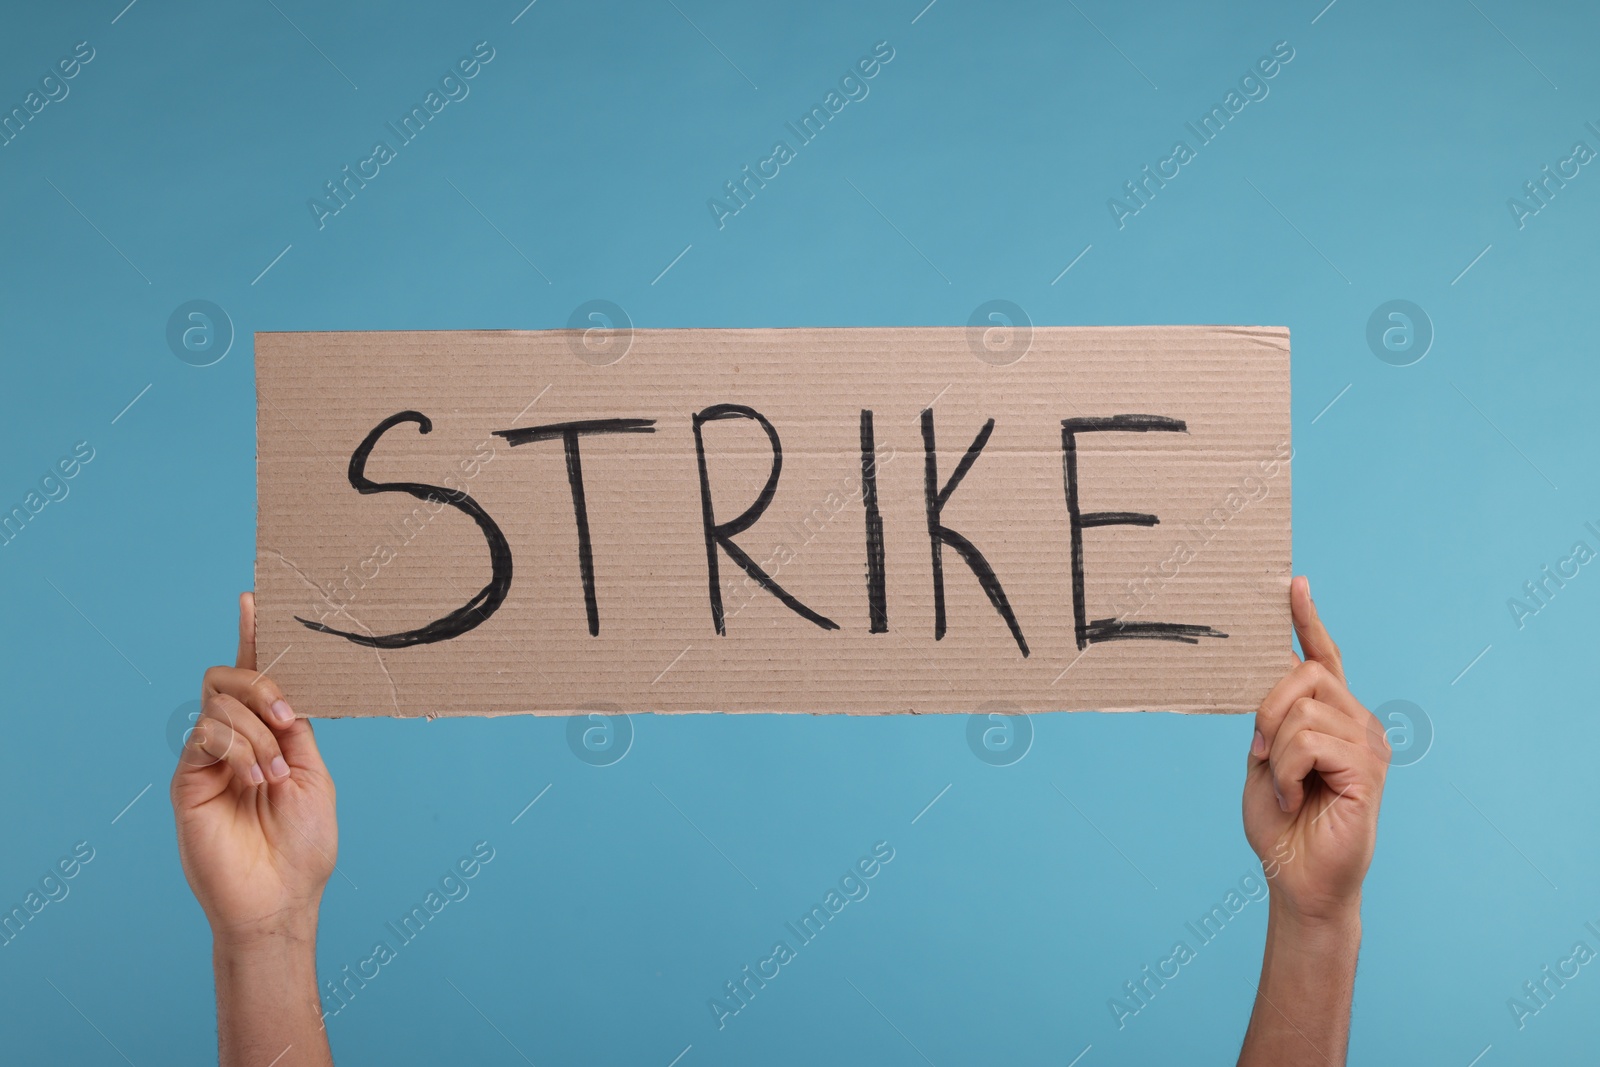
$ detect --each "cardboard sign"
[255,327,1292,717]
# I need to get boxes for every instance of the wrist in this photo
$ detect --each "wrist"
[1267,890,1361,954]
[211,908,320,955]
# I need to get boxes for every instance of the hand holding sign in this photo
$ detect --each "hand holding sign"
[171,593,338,1066]
[1241,576,1387,923]
[171,592,337,946]
[1237,577,1386,1065]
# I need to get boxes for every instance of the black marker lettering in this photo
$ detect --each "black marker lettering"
[493,418,656,636]
[693,404,839,634]
[920,409,1028,657]
[297,410,512,648]
[860,409,887,633]
[1060,415,1229,650]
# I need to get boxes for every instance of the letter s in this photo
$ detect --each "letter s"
[295,411,512,648]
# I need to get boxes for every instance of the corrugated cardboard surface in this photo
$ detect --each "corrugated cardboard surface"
[255,327,1292,717]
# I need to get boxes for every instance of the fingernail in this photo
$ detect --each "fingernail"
[249,763,265,786]
[1251,730,1266,758]
[1303,576,1312,601]
[1275,787,1289,812]
[269,700,294,725]
[270,756,290,780]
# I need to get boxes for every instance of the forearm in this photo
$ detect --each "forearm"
[213,917,334,1067]
[1237,898,1361,1066]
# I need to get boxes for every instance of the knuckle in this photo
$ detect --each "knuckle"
[200,692,236,723]
[254,725,283,756]
[227,697,269,731]
[1285,730,1319,759]
[1287,695,1318,723]
[226,731,255,761]
[246,674,282,705]
[205,724,232,754]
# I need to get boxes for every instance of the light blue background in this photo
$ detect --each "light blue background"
[1,0,1594,1063]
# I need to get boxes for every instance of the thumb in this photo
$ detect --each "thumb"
[238,591,326,774]
[235,592,256,671]
[1290,575,1343,682]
